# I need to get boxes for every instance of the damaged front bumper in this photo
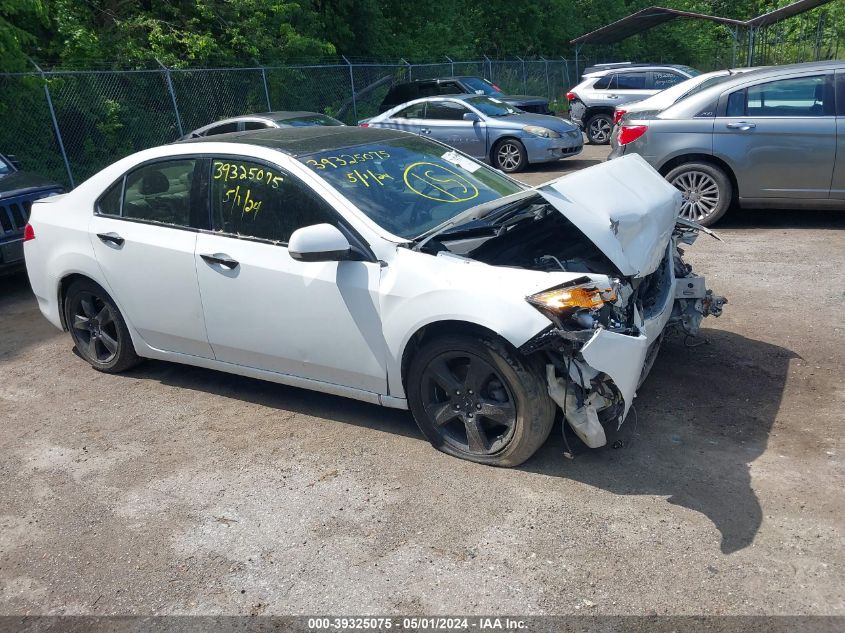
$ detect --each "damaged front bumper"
[520,227,726,449]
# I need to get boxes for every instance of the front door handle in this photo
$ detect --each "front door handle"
[726,121,756,130]
[200,253,239,269]
[96,232,124,246]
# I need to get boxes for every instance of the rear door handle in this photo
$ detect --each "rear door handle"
[200,253,239,269]
[726,122,756,130]
[96,232,124,246]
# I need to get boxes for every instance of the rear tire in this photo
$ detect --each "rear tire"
[492,138,527,173]
[64,278,141,373]
[585,113,613,144]
[406,334,555,467]
[665,161,732,226]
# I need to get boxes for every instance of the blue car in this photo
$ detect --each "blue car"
[362,94,583,173]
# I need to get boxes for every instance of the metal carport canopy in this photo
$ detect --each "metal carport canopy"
[570,6,745,46]
[569,0,835,45]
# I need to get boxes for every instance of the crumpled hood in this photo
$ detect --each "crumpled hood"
[536,154,680,277]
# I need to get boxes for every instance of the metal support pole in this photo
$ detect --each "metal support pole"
[561,56,570,90]
[540,56,551,101]
[30,59,74,188]
[401,58,412,81]
[342,55,357,120]
[483,55,492,82]
[445,55,455,77]
[156,59,183,137]
[517,56,527,93]
[746,27,756,66]
[574,45,581,81]
[260,66,271,111]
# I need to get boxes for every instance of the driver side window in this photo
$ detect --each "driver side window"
[424,101,470,120]
[210,158,338,244]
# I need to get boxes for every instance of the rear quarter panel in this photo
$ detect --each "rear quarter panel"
[625,118,716,170]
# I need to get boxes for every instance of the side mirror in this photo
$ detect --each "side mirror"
[463,112,481,122]
[288,223,352,262]
[6,154,21,169]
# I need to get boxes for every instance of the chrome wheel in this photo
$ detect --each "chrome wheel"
[69,291,120,364]
[419,351,517,456]
[588,116,612,143]
[671,170,721,222]
[496,142,523,172]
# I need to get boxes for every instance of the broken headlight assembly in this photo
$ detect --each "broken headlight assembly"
[526,277,621,330]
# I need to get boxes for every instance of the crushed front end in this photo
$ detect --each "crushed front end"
[519,223,726,449]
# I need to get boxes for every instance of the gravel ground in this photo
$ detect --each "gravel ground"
[1,144,843,617]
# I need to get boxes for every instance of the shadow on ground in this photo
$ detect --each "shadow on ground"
[126,327,792,555]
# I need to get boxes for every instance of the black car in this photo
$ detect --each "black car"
[379,76,552,115]
[0,154,64,274]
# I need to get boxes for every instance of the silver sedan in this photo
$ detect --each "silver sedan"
[362,94,582,172]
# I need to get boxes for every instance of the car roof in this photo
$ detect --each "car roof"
[585,64,692,77]
[180,125,409,156]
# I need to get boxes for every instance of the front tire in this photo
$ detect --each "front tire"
[665,161,732,226]
[493,138,527,173]
[585,113,613,144]
[64,279,141,373]
[406,335,555,467]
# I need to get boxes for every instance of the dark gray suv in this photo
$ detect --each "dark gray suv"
[380,77,552,115]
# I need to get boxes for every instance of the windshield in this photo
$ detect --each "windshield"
[278,114,344,127]
[0,156,11,177]
[465,96,519,117]
[674,73,733,103]
[677,65,702,77]
[461,77,501,96]
[299,136,523,239]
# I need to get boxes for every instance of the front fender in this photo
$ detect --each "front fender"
[379,248,574,398]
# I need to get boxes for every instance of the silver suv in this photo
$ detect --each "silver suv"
[608,61,845,226]
[567,64,701,144]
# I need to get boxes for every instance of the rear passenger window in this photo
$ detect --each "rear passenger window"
[392,103,426,119]
[210,159,337,244]
[652,71,684,89]
[593,75,612,90]
[726,90,746,116]
[122,159,199,227]
[417,82,438,97]
[438,82,462,95]
[615,72,647,90]
[98,178,123,216]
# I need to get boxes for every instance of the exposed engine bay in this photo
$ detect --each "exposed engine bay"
[422,194,727,450]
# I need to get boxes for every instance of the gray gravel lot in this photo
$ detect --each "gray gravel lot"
[1,144,843,616]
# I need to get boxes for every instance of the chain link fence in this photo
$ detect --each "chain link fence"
[0,58,582,187]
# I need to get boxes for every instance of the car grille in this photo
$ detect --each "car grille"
[560,147,580,155]
[0,191,55,236]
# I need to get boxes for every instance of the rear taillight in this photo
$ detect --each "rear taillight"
[358,123,369,127]
[613,109,626,125]
[565,91,576,101]
[492,83,502,92]
[23,223,35,241]
[618,124,648,145]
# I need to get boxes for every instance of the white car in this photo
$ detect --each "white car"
[24,127,725,467]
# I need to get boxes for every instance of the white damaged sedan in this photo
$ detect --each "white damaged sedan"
[24,127,725,466]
